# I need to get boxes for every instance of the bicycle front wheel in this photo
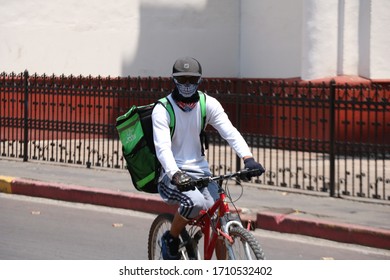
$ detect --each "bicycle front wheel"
[226,227,265,260]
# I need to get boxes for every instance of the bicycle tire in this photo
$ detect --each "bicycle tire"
[226,227,265,260]
[148,213,197,260]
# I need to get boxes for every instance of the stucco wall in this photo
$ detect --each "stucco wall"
[123,0,240,78]
[240,0,303,78]
[370,0,390,79]
[0,0,240,77]
[0,0,140,76]
[0,0,388,80]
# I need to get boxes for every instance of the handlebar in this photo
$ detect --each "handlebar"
[176,168,263,192]
[209,168,262,182]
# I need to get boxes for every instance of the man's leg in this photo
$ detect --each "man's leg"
[161,211,189,260]
[159,174,210,259]
[170,211,189,237]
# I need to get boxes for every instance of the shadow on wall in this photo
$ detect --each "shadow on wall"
[121,0,240,79]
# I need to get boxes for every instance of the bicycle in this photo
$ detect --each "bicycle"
[147,168,266,260]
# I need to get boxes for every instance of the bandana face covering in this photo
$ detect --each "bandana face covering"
[174,78,200,98]
[175,101,197,112]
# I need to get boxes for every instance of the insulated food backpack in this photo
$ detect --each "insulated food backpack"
[116,92,207,193]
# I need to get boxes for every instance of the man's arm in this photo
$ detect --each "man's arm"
[206,96,265,176]
[152,103,180,179]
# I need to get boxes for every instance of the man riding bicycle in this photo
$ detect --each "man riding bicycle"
[152,57,265,260]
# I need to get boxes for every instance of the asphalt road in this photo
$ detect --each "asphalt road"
[1,193,389,260]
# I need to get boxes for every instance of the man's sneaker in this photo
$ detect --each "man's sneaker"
[161,231,180,260]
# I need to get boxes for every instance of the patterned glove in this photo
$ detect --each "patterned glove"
[171,171,194,191]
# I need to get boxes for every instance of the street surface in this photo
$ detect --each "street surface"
[1,193,389,260]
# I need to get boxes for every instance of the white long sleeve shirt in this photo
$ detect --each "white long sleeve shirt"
[152,92,252,179]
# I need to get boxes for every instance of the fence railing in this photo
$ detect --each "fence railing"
[1,71,389,201]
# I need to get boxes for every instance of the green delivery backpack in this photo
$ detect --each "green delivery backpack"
[116,91,207,193]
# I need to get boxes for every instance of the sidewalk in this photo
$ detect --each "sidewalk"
[0,158,389,250]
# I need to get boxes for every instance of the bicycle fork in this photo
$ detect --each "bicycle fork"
[221,217,252,260]
[220,217,235,259]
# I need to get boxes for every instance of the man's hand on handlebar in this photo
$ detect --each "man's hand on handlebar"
[242,157,265,181]
[171,170,195,192]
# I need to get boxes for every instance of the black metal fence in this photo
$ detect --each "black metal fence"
[1,71,389,200]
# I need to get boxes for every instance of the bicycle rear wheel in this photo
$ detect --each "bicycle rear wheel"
[147,213,197,260]
[226,227,265,260]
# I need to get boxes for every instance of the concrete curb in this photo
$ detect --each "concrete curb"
[1,176,389,250]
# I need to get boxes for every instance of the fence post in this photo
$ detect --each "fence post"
[329,80,336,197]
[23,70,29,162]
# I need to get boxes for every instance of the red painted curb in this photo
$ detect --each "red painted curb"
[256,211,390,250]
[11,178,176,215]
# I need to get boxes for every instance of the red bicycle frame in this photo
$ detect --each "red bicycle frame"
[189,189,230,260]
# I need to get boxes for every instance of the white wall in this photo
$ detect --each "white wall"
[0,0,141,76]
[124,0,240,78]
[0,0,389,80]
[370,0,390,79]
[302,0,390,80]
[358,0,371,78]
[240,0,303,78]
[338,0,360,76]
[0,0,240,78]
[301,0,339,80]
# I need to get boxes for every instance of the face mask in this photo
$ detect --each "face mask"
[174,79,199,98]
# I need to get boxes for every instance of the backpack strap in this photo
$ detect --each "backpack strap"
[198,91,206,130]
[157,97,175,137]
[198,91,209,156]
[158,92,208,156]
